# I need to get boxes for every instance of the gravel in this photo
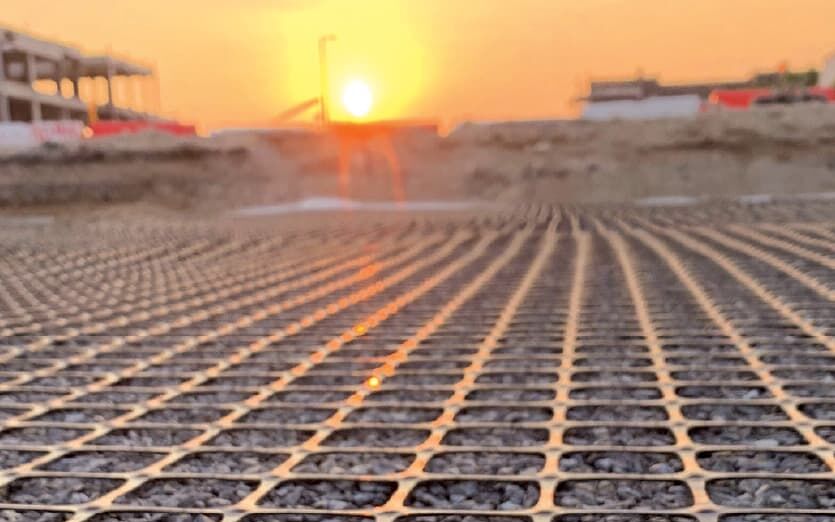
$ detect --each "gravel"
[293,452,414,474]
[0,407,29,421]
[676,386,770,399]
[667,356,746,366]
[134,408,232,424]
[707,478,835,508]
[406,480,539,510]
[719,513,835,522]
[465,389,555,402]
[323,428,429,447]
[475,372,557,385]
[661,343,735,353]
[689,426,806,446]
[773,369,835,381]
[71,391,160,404]
[264,390,354,403]
[25,376,101,387]
[142,362,215,374]
[560,451,683,474]
[366,389,453,403]
[681,403,788,421]
[671,370,758,381]
[115,478,258,508]
[386,374,463,386]
[442,427,549,447]
[399,360,470,370]
[166,451,289,474]
[259,480,396,509]
[168,390,254,405]
[0,449,45,469]
[345,407,442,423]
[572,371,657,383]
[0,477,123,504]
[799,402,835,420]
[814,426,835,442]
[394,514,530,522]
[1,361,58,371]
[39,451,165,472]
[239,407,336,424]
[113,376,189,388]
[32,408,129,423]
[697,450,828,473]
[91,428,202,447]
[289,374,368,386]
[455,406,552,423]
[564,427,675,447]
[484,359,559,369]
[555,479,693,509]
[495,346,562,355]
[0,427,90,445]
[0,511,71,522]
[229,361,297,372]
[207,428,314,448]
[0,390,71,403]
[87,513,221,522]
[785,385,835,398]
[760,354,835,365]
[569,387,662,400]
[574,357,652,368]
[553,513,697,522]
[576,346,648,355]
[567,405,668,421]
[426,452,544,475]
[242,516,371,522]
[199,375,278,387]
[313,362,381,372]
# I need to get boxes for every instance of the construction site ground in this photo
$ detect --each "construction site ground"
[0,200,835,522]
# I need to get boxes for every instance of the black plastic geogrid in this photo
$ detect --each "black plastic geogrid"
[0,203,834,522]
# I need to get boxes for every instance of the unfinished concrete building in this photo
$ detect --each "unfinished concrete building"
[0,27,157,123]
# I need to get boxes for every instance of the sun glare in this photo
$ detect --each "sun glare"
[342,79,373,118]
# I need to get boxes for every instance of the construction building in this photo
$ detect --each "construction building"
[0,26,158,123]
[584,71,818,104]
[580,70,823,120]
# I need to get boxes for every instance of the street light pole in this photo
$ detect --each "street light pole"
[318,34,336,126]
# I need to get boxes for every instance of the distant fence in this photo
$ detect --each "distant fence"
[0,121,85,149]
[89,121,196,138]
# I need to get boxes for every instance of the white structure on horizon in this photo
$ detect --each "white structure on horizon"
[0,27,158,123]
[581,95,703,121]
[820,53,835,88]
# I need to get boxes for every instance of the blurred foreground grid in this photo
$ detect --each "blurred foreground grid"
[1,201,835,521]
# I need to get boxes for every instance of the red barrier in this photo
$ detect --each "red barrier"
[708,87,835,109]
[89,120,196,138]
[707,89,773,109]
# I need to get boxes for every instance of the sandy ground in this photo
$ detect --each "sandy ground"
[3,104,835,215]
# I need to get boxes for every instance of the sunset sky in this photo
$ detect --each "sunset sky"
[4,0,835,129]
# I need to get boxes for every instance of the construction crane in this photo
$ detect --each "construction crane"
[271,97,320,125]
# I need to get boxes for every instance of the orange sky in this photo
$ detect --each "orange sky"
[4,0,835,129]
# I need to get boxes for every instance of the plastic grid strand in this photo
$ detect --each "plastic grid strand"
[0,205,833,522]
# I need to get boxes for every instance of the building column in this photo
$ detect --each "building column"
[133,76,143,113]
[105,58,114,117]
[26,52,41,121]
[0,46,9,122]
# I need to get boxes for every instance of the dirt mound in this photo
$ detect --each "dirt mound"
[446,105,835,202]
[4,106,835,212]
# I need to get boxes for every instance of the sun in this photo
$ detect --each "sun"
[341,79,373,118]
